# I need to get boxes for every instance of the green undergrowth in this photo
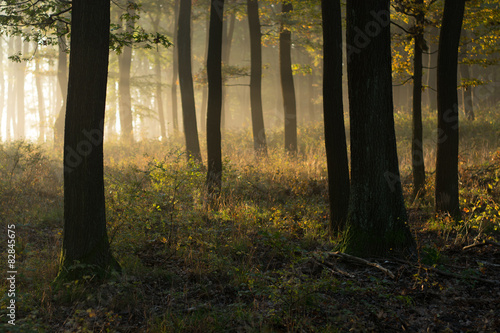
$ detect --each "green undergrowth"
[0,106,499,331]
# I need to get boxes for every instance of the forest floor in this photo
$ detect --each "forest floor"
[0,108,499,332]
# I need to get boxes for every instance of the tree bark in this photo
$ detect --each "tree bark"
[247,0,268,156]
[58,0,119,281]
[412,0,426,200]
[321,0,350,233]
[343,0,415,257]
[177,0,202,162]
[206,0,224,197]
[435,0,465,218]
[280,2,297,154]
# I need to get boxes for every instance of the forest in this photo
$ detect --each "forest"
[0,0,499,331]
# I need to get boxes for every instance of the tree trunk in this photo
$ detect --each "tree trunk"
[321,0,350,233]
[460,30,474,121]
[16,36,27,139]
[435,0,465,218]
[155,51,166,139]
[118,4,135,144]
[0,40,4,141]
[200,15,210,134]
[280,2,297,154]
[171,0,180,134]
[206,0,224,197]
[412,0,426,200]
[35,57,46,142]
[426,26,438,112]
[58,0,119,281]
[54,30,68,146]
[7,38,16,140]
[221,9,236,131]
[178,0,202,162]
[342,0,415,257]
[247,0,268,156]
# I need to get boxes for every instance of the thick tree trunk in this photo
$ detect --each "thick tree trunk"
[435,0,465,218]
[54,31,68,146]
[321,0,350,233]
[206,0,224,197]
[177,0,202,162]
[343,0,415,257]
[247,0,268,155]
[280,2,297,154]
[59,0,119,281]
[35,57,46,142]
[171,0,180,134]
[412,0,426,200]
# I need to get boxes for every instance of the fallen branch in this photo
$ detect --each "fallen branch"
[427,265,500,285]
[327,252,395,279]
[463,240,500,250]
[312,259,355,278]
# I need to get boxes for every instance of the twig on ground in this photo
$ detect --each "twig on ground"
[327,252,396,279]
[312,259,355,278]
[463,240,500,250]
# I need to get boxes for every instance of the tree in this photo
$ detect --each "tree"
[206,0,224,197]
[53,24,69,146]
[58,0,120,280]
[412,0,426,200]
[118,2,136,144]
[342,0,415,257]
[279,1,297,154]
[247,0,268,156]
[435,0,465,218]
[178,0,202,162]
[171,0,180,134]
[321,0,350,233]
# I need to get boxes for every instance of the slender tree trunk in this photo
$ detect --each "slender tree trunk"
[118,4,135,144]
[200,15,210,134]
[0,39,4,141]
[435,0,465,218]
[321,0,350,233]
[221,9,235,131]
[54,30,68,146]
[460,30,474,121]
[7,38,16,140]
[247,0,267,155]
[35,57,46,142]
[412,0,426,200]
[206,0,224,197]
[59,0,120,281]
[155,51,166,139]
[426,26,439,112]
[16,36,27,139]
[178,0,202,162]
[171,0,180,134]
[280,2,297,154]
[343,0,415,257]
